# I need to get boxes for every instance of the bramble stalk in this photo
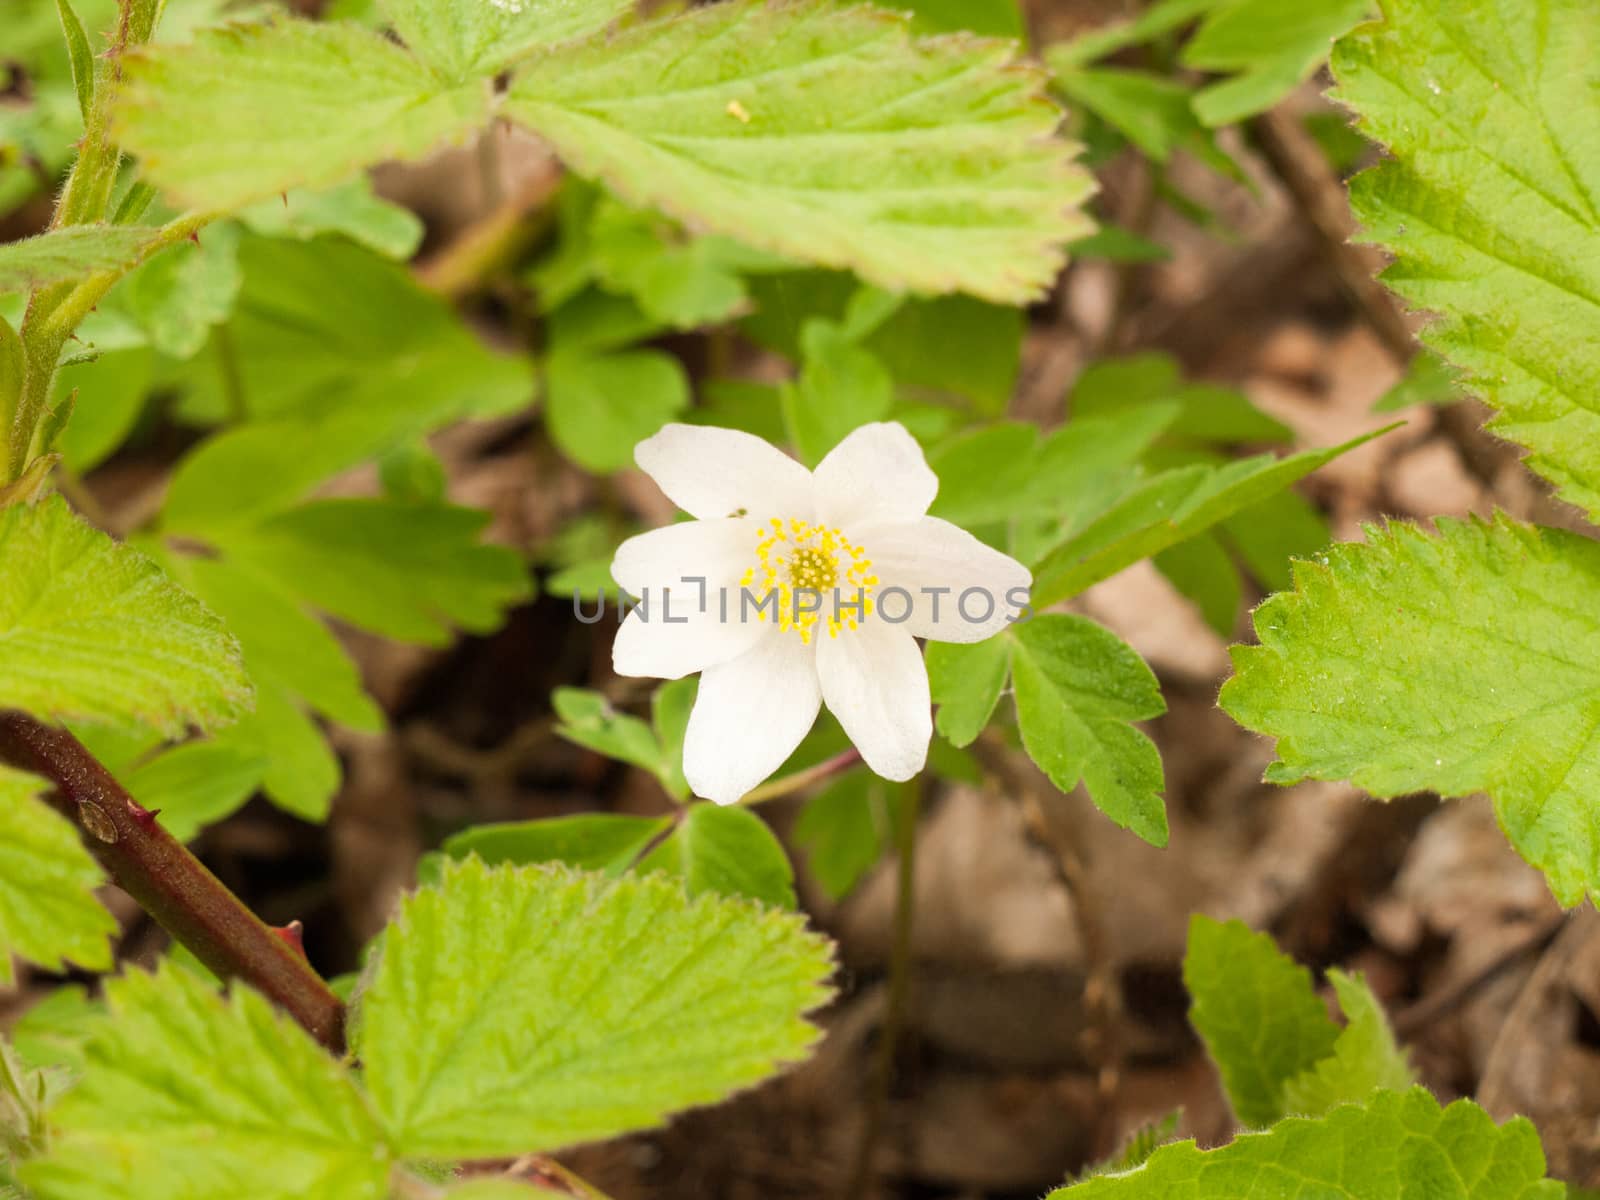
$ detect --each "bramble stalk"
[0,712,346,1051]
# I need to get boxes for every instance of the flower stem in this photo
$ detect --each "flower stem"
[736,748,862,806]
[0,712,346,1051]
[847,775,921,1199]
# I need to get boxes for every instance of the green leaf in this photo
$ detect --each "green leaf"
[355,859,834,1158]
[1067,224,1171,263]
[1281,969,1413,1117]
[165,234,532,531]
[0,767,115,986]
[1372,349,1464,413]
[1046,0,1220,69]
[783,321,894,466]
[1183,915,1340,1127]
[503,0,1094,304]
[650,677,697,801]
[792,769,897,900]
[0,496,249,736]
[122,740,266,843]
[54,346,153,473]
[927,636,1011,748]
[107,222,240,360]
[1070,353,1291,446]
[1153,532,1241,635]
[1182,0,1372,127]
[381,0,631,83]
[237,181,422,261]
[1010,615,1167,845]
[638,803,797,909]
[1030,431,1380,608]
[929,407,1177,532]
[0,226,158,292]
[742,272,1024,414]
[898,0,1024,38]
[1222,516,1600,906]
[1052,67,1231,174]
[1331,0,1600,518]
[223,499,531,647]
[544,348,690,473]
[435,814,671,877]
[554,686,664,771]
[53,0,93,122]
[24,964,389,1200]
[1046,1088,1561,1199]
[114,19,490,212]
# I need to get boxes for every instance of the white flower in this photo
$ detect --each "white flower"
[609,422,1032,805]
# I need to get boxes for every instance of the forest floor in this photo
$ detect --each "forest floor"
[6,2,1599,1195]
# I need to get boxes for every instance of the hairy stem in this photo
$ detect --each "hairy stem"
[8,212,215,484]
[0,712,346,1051]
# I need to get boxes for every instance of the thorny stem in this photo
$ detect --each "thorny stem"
[847,775,922,1200]
[0,712,346,1052]
[736,748,862,807]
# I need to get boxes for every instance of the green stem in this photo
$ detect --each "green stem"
[52,0,161,230]
[0,712,346,1051]
[847,775,921,1199]
[736,748,861,806]
[8,212,214,484]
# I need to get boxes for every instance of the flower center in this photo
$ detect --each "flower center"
[741,517,878,643]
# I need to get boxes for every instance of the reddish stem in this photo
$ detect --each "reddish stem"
[0,711,345,1051]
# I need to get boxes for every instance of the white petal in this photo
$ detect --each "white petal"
[813,422,937,528]
[612,605,767,681]
[856,516,1032,643]
[683,633,821,804]
[816,621,930,781]
[611,517,752,596]
[636,424,815,521]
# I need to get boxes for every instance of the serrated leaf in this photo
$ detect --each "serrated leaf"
[1183,915,1340,1127]
[1222,516,1600,905]
[1047,1088,1561,1199]
[381,0,631,83]
[1182,0,1372,127]
[355,860,834,1158]
[503,0,1093,304]
[0,496,249,735]
[0,767,115,986]
[1030,431,1379,607]
[1010,615,1167,845]
[114,19,490,212]
[223,499,531,646]
[638,803,797,909]
[1331,0,1600,519]
[0,226,159,292]
[1281,969,1413,1117]
[23,964,389,1200]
